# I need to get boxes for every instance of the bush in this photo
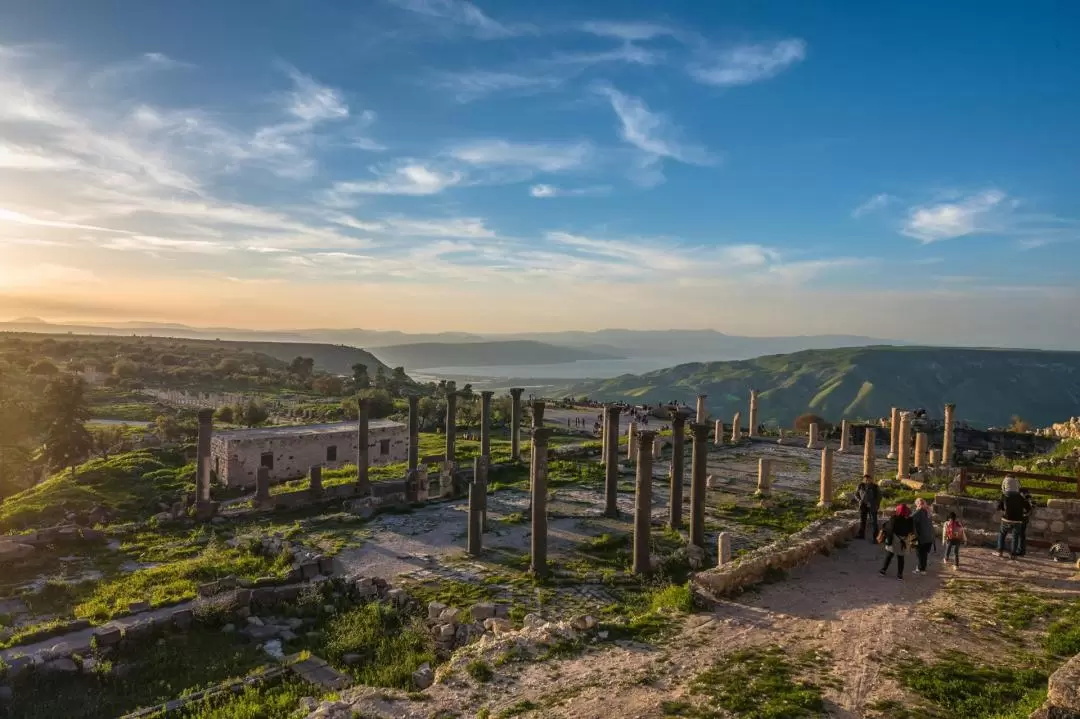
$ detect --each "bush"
[793,414,830,433]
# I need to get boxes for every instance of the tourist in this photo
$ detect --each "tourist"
[1016,488,1034,556]
[997,476,1027,559]
[879,503,915,580]
[942,512,965,569]
[912,498,935,574]
[853,474,881,542]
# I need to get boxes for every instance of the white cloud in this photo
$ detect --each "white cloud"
[89,52,191,88]
[528,183,609,198]
[382,217,495,238]
[282,67,349,123]
[902,190,1007,243]
[851,193,894,218]
[689,39,806,87]
[448,139,591,172]
[434,71,562,102]
[327,161,464,199]
[549,43,664,68]
[0,143,81,171]
[579,21,680,42]
[387,0,527,38]
[100,234,230,254]
[0,207,131,234]
[594,85,713,166]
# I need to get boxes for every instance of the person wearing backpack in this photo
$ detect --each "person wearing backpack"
[854,474,882,542]
[997,476,1027,559]
[912,498,936,575]
[942,512,965,569]
[879,503,915,580]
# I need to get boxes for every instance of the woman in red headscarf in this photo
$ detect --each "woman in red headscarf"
[879,503,915,579]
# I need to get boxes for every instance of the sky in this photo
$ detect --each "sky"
[1,0,1079,348]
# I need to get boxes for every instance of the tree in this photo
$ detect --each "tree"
[388,367,410,397]
[793,413,831,433]
[351,363,371,390]
[312,374,344,396]
[491,395,514,427]
[112,358,139,378]
[155,414,182,443]
[289,356,315,380]
[418,396,443,431]
[457,397,480,430]
[373,366,388,391]
[214,405,235,423]
[240,400,269,427]
[90,424,128,460]
[1008,415,1032,433]
[29,359,59,376]
[216,357,241,373]
[0,372,39,498]
[42,374,92,477]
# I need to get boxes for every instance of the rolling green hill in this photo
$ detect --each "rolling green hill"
[564,346,1080,428]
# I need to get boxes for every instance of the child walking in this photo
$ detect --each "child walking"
[942,512,965,569]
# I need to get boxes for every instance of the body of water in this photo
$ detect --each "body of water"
[409,356,717,382]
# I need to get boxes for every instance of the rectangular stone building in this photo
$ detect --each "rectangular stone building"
[209,420,408,488]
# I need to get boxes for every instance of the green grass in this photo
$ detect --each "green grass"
[162,677,315,719]
[709,494,832,536]
[405,578,498,610]
[894,650,1048,719]
[466,659,494,683]
[319,602,435,689]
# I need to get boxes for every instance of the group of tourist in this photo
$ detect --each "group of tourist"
[851,473,1035,580]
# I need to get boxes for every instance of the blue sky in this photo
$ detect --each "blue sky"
[1,0,1078,347]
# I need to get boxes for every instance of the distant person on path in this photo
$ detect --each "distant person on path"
[912,498,935,575]
[997,476,1027,559]
[880,503,915,580]
[1017,488,1034,556]
[942,512,965,569]
[854,474,882,542]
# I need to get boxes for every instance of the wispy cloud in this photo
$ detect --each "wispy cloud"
[386,0,529,38]
[88,52,192,88]
[689,39,806,87]
[448,139,592,172]
[326,161,464,200]
[579,21,681,42]
[434,70,563,102]
[594,84,714,166]
[901,189,1007,243]
[852,193,894,218]
[529,184,610,198]
[100,234,230,255]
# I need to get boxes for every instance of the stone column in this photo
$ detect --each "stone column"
[601,407,608,466]
[627,421,637,461]
[818,448,834,507]
[714,419,724,445]
[863,427,877,477]
[510,388,524,461]
[748,389,759,438]
[689,422,709,549]
[717,532,732,567]
[668,411,688,530]
[468,458,484,556]
[530,427,551,578]
[928,449,939,467]
[255,466,270,506]
[731,412,742,442]
[896,411,912,480]
[807,423,819,449]
[633,429,657,575]
[755,458,772,497]
[531,400,545,429]
[475,455,489,531]
[696,395,707,423]
[838,420,850,453]
[196,408,213,503]
[914,432,928,470]
[356,398,370,493]
[887,407,899,459]
[407,395,420,472]
[309,464,323,495]
[943,403,956,467]
[479,391,493,458]
[604,405,622,517]
[444,382,457,469]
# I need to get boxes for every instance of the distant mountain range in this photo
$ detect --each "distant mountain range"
[369,340,620,368]
[564,346,1080,428]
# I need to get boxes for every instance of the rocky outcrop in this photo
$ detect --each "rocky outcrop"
[1030,653,1080,718]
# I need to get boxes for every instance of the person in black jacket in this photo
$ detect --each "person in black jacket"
[880,503,915,579]
[854,475,882,542]
[997,476,1028,559]
[1016,488,1034,556]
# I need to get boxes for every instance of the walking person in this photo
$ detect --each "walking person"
[912,498,935,574]
[880,504,915,580]
[997,476,1027,559]
[942,512,965,569]
[1016,488,1034,557]
[854,474,881,542]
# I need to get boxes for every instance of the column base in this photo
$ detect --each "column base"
[817,500,831,508]
[887,453,897,460]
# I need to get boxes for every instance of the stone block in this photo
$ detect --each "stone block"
[171,609,194,631]
[93,626,122,647]
[437,624,456,641]
[1051,521,1067,534]
[427,601,448,620]
[483,617,512,633]
[386,588,407,607]
[470,603,495,621]
[300,562,320,579]
[4,655,33,679]
[317,556,335,575]
[1047,653,1080,713]
[1048,499,1080,511]
[43,657,78,673]
[412,663,434,690]
[438,607,459,624]
[197,581,219,598]
[493,604,510,619]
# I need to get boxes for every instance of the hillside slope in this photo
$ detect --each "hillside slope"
[565,346,1080,427]
[370,340,622,368]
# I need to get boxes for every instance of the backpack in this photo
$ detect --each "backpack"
[946,521,966,542]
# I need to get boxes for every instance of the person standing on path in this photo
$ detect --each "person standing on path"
[997,476,1027,559]
[912,498,935,574]
[880,503,915,580]
[854,474,882,542]
[1016,488,1034,557]
[942,512,965,569]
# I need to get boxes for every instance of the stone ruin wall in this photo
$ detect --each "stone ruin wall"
[933,493,1080,549]
[211,424,408,488]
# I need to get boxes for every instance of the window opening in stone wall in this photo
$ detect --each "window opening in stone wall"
[380,439,390,456]
[261,452,273,469]
[326,445,337,462]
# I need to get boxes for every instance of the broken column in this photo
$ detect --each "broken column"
[407,395,420,472]
[356,397,370,493]
[476,455,488,530]
[601,408,608,466]
[896,411,912,481]
[479,390,494,458]
[530,427,551,578]
[717,531,732,566]
[509,388,524,462]
[887,407,900,459]
[731,412,742,442]
[714,419,724,445]
[468,458,484,556]
[807,422,819,449]
[748,389,760,438]
[604,405,622,517]
[627,421,637,461]
[838,420,850,453]
[309,464,323,495]
[668,411,688,530]
[818,448,834,507]
[689,422,709,549]
[633,429,658,575]
[942,403,956,467]
[755,458,772,497]
[255,466,271,507]
[444,382,457,470]
[928,448,939,467]
[531,400,545,429]
[914,432,929,470]
[196,408,213,504]
[863,427,877,477]
[696,394,707,423]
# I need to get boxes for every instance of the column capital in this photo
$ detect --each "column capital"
[605,404,622,416]
[689,422,710,439]
[480,390,495,399]
[670,409,689,426]
[636,428,658,444]
[197,408,214,423]
[944,403,956,412]
[509,387,524,398]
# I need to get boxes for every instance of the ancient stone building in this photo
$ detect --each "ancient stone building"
[210,420,407,487]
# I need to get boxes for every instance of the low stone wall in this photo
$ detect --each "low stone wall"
[119,666,284,719]
[0,526,106,565]
[1030,652,1080,718]
[933,494,1080,549]
[692,511,860,601]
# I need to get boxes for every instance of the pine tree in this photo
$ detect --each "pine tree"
[42,374,92,478]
